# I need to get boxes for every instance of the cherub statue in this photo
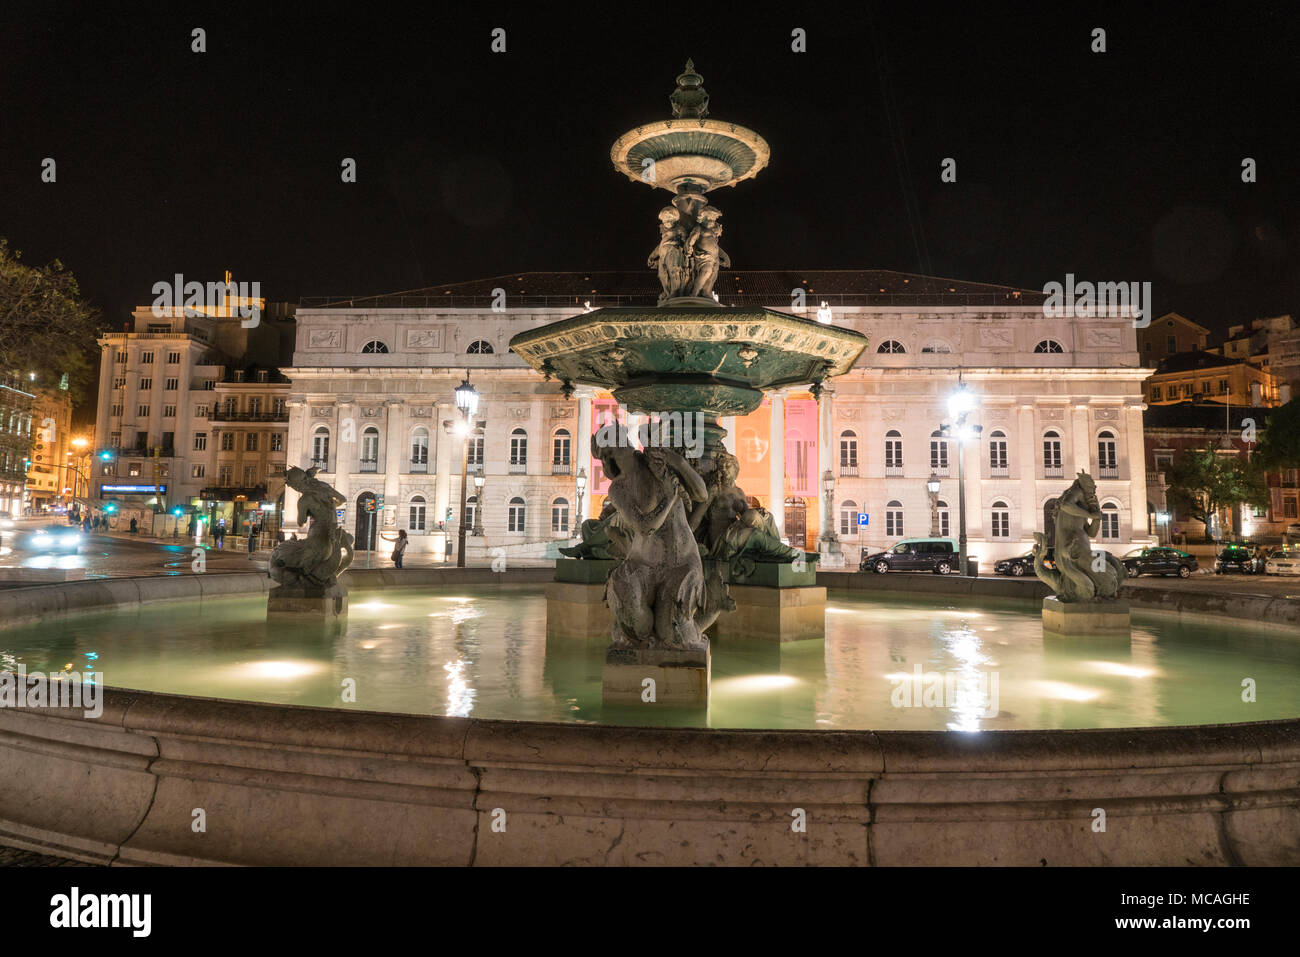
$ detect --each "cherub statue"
[686,206,730,299]
[594,427,711,650]
[690,448,807,572]
[1033,470,1126,602]
[647,206,688,300]
[269,466,355,588]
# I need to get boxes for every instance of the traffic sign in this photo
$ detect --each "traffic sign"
[858,513,869,527]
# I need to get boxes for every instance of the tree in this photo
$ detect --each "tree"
[1253,399,1300,471]
[0,238,99,401]
[1164,446,1270,542]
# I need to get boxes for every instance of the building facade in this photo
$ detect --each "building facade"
[0,377,35,517]
[25,385,73,512]
[284,270,1154,565]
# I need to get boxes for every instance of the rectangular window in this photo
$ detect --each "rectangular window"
[1166,335,1176,354]
[840,439,858,469]
[141,351,154,364]
[128,462,142,477]
[109,431,121,448]
[1150,386,1161,401]
[991,510,1010,538]
[508,501,525,532]
[167,352,181,364]
[1218,379,1229,395]
[270,433,283,452]
[245,433,259,451]
[410,502,427,531]
[930,440,948,471]
[194,433,207,451]
[989,438,1008,470]
[885,439,903,470]
[191,464,205,478]
[110,404,123,417]
[467,436,484,468]
[139,378,152,390]
[243,466,257,485]
[163,405,176,418]
[165,377,178,390]
[115,351,127,364]
[137,405,150,418]
[1200,380,1210,394]
[113,377,126,389]
[221,432,234,451]
[551,502,569,535]
[195,405,209,418]
[272,398,286,415]
[886,508,902,537]
[203,380,215,390]
[219,465,233,486]
[1284,497,1298,519]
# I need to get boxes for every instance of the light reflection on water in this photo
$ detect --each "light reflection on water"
[0,586,1296,731]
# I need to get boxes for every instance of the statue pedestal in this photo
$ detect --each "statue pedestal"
[602,646,710,707]
[715,584,826,642]
[267,583,348,620]
[546,559,614,639]
[1041,596,1130,636]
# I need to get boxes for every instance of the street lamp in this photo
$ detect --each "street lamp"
[942,381,981,576]
[820,469,836,549]
[472,473,485,536]
[454,373,479,568]
[575,466,588,536]
[927,473,941,537]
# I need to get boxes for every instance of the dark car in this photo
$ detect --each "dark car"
[994,548,1055,577]
[19,524,84,554]
[861,538,958,575]
[1214,543,1263,575]
[1123,546,1198,579]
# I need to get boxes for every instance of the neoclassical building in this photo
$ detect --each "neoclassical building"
[283,269,1153,565]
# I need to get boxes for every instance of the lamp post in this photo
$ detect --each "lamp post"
[472,473,485,536]
[942,382,980,576]
[575,466,587,537]
[821,469,835,546]
[927,473,941,537]
[454,373,479,568]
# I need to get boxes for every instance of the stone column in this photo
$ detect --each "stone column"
[1124,403,1147,542]
[383,399,404,524]
[817,387,842,564]
[335,399,356,511]
[1071,404,1091,474]
[768,391,785,535]
[576,388,593,521]
[434,403,453,526]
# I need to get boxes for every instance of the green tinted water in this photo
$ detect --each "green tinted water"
[2,586,1296,731]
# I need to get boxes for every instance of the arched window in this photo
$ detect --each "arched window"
[467,340,494,354]
[411,427,429,471]
[361,340,389,354]
[991,500,1010,538]
[409,494,427,531]
[988,429,1008,473]
[465,494,478,530]
[1042,430,1063,474]
[1097,430,1118,476]
[936,499,951,538]
[1099,502,1119,540]
[552,428,571,471]
[1034,339,1064,354]
[878,340,906,354]
[886,500,903,537]
[507,496,526,533]
[929,429,949,473]
[311,426,330,469]
[884,430,903,474]
[509,428,528,471]
[920,340,952,354]
[360,426,379,471]
[839,499,859,536]
[839,430,858,473]
[551,497,570,535]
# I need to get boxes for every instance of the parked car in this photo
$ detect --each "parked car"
[1264,545,1300,576]
[993,548,1054,577]
[1214,543,1264,575]
[861,538,959,575]
[1122,546,1198,578]
[1285,523,1300,541]
[19,525,83,555]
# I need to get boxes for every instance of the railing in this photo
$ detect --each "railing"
[299,291,1048,309]
[209,411,290,423]
[410,461,428,473]
[885,466,904,477]
[309,458,331,471]
[839,465,859,477]
[989,466,1010,478]
[359,460,378,473]
[1098,466,1119,479]
[1044,466,1064,479]
[509,463,527,474]
[930,466,950,478]
[552,462,571,475]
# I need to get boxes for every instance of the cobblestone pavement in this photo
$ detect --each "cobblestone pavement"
[0,843,98,866]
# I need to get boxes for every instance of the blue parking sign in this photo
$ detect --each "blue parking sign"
[858,512,869,527]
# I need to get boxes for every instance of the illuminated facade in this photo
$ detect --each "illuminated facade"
[284,270,1154,564]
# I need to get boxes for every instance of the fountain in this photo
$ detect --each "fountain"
[266,466,355,619]
[510,63,869,704]
[1033,470,1131,635]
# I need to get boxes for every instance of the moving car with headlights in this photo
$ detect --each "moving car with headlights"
[993,548,1055,577]
[1264,545,1300,576]
[19,525,83,554]
[1214,543,1264,575]
[1122,546,1198,578]
[860,538,959,575]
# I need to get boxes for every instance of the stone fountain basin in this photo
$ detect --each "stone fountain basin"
[0,572,1296,866]
[510,306,869,415]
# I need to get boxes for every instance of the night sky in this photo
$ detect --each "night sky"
[3,0,1298,407]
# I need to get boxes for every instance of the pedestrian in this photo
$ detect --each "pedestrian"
[215,525,225,549]
[391,529,408,569]
[248,526,259,554]
[129,517,138,535]
[82,514,91,533]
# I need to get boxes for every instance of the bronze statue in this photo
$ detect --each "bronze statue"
[1033,471,1126,602]
[269,466,355,588]
[691,448,806,572]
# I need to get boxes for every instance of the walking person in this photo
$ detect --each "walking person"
[214,523,225,549]
[391,529,408,569]
[129,517,138,535]
[248,525,259,555]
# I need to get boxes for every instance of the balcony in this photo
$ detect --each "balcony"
[989,465,1010,478]
[885,466,904,477]
[1098,466,1119,480]
[309,458,331,472]
[1044,466,1064,479]
[359,459,379,473]
[552,461,572,475]
[509,461,527,474]
[930,466,950,478]
[409,460,428,474]
[209,410,289,423]
[839,465,859,477]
